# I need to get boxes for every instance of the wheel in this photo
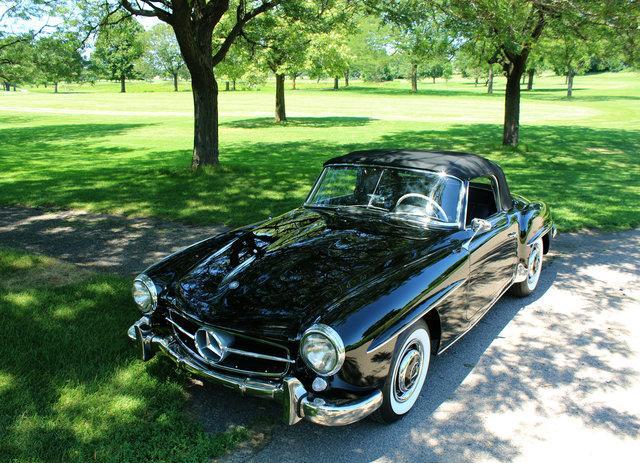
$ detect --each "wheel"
[375,321,431,423]
[511,237,544,297]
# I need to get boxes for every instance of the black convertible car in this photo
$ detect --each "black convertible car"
[128,149,555,426]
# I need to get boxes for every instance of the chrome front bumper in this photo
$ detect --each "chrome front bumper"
[128,316,382,426]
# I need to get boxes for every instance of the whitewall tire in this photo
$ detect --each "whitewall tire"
[376,321,431,423]
[511,237,544,297]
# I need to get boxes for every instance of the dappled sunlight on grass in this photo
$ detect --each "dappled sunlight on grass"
[0,248,249,462]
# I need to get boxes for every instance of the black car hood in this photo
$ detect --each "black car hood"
[172,208,449,341]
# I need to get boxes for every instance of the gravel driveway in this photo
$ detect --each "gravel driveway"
[2,206,638,462]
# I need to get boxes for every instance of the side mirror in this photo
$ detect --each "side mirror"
[471,218,492,233]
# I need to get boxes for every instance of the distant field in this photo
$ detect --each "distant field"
[0,72,638,230]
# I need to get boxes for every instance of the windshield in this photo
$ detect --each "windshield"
[306,165,464,227]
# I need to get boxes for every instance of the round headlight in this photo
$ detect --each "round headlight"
[132,274,157,313]
[300,324,345,376]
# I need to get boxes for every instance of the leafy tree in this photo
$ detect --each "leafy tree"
[445,0,623,147]
[246,7,311,122]
[0,35,34,90]
[113,0,280,169]
[346,16,394,82]
[33,32,84,93]
[375,0,451,93]
[92,12,144,93]
[306,31,351,90]
[246,1,350,122]
[141,24,186,91]
[540,37,591,98]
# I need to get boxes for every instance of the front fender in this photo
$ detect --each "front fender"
[320,232,469,391]
[513,196,554,260]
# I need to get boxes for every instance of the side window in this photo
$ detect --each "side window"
[466,176,500,225]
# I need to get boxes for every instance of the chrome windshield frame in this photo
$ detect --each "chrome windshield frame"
[304,163,466,229]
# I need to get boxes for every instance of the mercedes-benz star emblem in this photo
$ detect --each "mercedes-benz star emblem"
[194,328,235,364]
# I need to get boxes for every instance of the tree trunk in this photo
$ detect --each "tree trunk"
[333,77,339,90]
[567,69,574,98]
[54,82,58,93]
[527,69,534,90]
[487,64,494,94]
[191,71,219,168]
[344,70,349,87]
[173,73,178,92]
[410,63,418,92]
[432,76,436,83]
[275,73,286,123]
[503,60,526,146]
[120,74,126,93]
[232,79,236,91]
[225,81,230,91]
[474,77,478,86]
[12,83,16,91]
[3,82,9,91]
[521,74,526,85]
[316,77,320,83]
[292,76,296,90]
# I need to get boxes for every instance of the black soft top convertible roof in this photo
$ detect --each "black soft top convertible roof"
[324,149,512,209]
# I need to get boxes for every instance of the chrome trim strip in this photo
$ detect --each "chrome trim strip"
[166,316,195,339]
[367,278,467,354]
[527,225,550,246]
[437,277,514,355]
[225,347,295,364]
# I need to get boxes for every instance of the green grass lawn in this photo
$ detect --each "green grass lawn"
[0,72,638,230]
[0,248,249,462]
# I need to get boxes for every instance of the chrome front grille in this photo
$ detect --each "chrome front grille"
[166,309,293,378]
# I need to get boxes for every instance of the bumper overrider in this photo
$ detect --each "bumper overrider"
[128,316,383,426]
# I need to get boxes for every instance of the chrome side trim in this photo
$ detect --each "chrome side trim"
[367,278,467,354]
[437,277,514,355]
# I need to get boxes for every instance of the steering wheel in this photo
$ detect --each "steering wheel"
[395,193,448,221]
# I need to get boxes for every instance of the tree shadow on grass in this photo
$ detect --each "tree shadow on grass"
[0,251,238,462]
[221,116,374,129]
[0,121,638,231]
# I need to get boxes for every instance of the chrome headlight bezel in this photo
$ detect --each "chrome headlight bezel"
[300,324,345,377]
[132,274,157,314]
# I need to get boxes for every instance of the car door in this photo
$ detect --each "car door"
[465,177,518,322]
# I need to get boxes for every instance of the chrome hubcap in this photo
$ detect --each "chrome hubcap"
[527,243,542,288]
[394,343,423,403]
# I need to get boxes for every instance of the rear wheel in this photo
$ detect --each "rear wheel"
[375,321,431,423]
[511,237,544,297]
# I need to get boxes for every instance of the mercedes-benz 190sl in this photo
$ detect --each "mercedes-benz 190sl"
[128,149,556,426]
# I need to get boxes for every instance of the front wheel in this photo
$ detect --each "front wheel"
[375,321,431,423]
[511,237,544,297]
